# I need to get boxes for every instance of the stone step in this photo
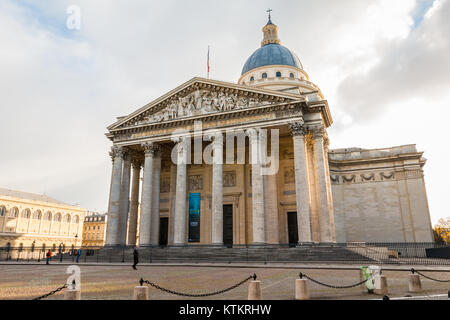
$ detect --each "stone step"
[94,246,374,263]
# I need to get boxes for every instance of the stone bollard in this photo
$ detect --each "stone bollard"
[408,274,422,293]
[133,286,149,300]
[248,281,262,300]
[64,289,81,300]
[374,275,388,295]
[295,278,309,300]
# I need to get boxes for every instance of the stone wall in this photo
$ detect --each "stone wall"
[329,145,434,243]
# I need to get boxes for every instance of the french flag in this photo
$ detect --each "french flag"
[207,46,210,76]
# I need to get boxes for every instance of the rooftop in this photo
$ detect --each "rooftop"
[0,187,76,207]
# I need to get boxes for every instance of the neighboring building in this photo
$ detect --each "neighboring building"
[0,187,86,252]
[103,16,434,247]
[81,212,107,247]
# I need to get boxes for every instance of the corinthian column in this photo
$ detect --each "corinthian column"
[127,158,141,246]
[139,142,155,246]
[247,128,265,245]
[210,132,224,246]
[150,146,162,246]
[310,125,335,243]
[105,146,124,246]
[118,151,132,245]
[289,121,313,244]
[173,137,188,246]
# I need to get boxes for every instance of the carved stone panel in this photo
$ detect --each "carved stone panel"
[223,171,236,187]
[135,89,274,125]
[160,179,170,193]
[284,167,295,184]
[188,175,203,191]
[380,172,395,181]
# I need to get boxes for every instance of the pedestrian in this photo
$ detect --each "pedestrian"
[46,249,52,265]
[76,248,81,263]
[132,246,139,270]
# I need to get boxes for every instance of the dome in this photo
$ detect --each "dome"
[241,43,303,75]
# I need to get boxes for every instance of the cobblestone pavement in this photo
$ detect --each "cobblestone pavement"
[0,264,448,300]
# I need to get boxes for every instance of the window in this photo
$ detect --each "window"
[44,212,52,221]
[250,76,254,81]
[73,215,79,223]
[63,214,71,223]
[9,207,18,218]
[262,73,267,79]
[289,73,295,78]
[54,213,61,222]
[0,206,5,216]
[32,210,41,220]
[21,209,31,219]
[276,71,282,77]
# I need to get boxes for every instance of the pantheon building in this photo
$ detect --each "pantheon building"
[104,17,434,247]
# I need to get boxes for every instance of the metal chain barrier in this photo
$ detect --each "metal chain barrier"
[299,272,372,289]
[411,268,450,283]
[140,274,257,297]
[33,284,68,300]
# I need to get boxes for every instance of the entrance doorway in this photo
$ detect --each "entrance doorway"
[223,204,233,248]
[287,212,298,247]
[159,217,168,246]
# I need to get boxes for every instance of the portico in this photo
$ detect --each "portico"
[104,78,335,247]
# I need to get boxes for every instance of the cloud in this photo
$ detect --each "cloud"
[335,0,450,125]
[0,0,448,224]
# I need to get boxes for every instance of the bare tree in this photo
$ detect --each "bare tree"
[436,217,450,229]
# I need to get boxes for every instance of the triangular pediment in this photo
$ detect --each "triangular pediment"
[108,77,304,131]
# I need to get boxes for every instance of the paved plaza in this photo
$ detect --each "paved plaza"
[0,263,449,300]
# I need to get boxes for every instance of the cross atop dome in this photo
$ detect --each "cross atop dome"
[266,8,273,25]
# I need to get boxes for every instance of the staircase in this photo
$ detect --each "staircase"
[94,245,374,264]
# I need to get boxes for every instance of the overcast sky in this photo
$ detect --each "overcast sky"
[0,0,448,225]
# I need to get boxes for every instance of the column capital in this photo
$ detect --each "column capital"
[288,121,307,136]
[308,124,325,139]
[141,142,159,156]
[246,128,260,139]
[205,131,223,145]
[110,146,125,160]
[172,136,190,155]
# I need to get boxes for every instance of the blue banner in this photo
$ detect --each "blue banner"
[188,193,201,242]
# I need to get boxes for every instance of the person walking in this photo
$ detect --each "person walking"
[46,249,52,265]
[76,248,81,263]
[132,246,139,270]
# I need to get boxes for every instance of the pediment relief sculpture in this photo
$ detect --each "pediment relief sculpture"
[126,89,275,127]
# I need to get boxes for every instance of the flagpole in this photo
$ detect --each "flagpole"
[207,45,210,79]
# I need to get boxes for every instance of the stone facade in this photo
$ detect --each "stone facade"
[81,212,107,248]
[103,18,433,247]
[0,188,86,251]
[329,146,434,243]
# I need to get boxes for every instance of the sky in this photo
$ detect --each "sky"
[0,0,449,226]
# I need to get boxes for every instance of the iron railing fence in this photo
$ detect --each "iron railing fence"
[0,242,448,265]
